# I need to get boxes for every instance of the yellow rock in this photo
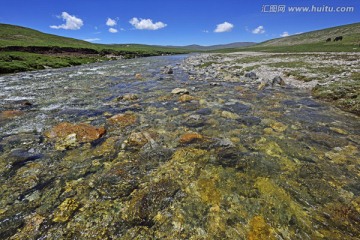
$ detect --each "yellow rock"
[270,121,288,132]
[248,215,276,240]
[330,127,348,135]
[221,111,240,120]
[53,198,79,223]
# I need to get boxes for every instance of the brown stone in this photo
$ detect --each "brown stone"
[0,110,24,120]
[179,132,204,144]
[135,73,143,79]
[44,122,106,143]
[108,113,137,127]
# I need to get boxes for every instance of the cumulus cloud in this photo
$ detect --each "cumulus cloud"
[106,18,117,27]
[84,38,100,42]
[280,31,290,37]
[50,12,83,30]
[214,22,234,33]
[252,26,265,34]
[129,17,167,30]
[109,28,118,33]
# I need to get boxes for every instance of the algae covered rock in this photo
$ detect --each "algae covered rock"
[53,198,80,223]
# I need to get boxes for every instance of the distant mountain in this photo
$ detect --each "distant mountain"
[166,42,256,51]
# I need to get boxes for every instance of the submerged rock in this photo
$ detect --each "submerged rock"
[116,93,139,101]
[0,110,24,120]
[108,113,138,127]
[44,122,106,149]
[179,94,197,103]
[179,132,204,144]
[52,198,79,223]
[171,88,189,94]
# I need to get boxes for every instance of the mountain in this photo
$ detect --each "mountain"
[167,42,256,51]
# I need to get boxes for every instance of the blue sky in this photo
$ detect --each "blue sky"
[0,0,359,46]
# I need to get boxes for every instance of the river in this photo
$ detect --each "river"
[0,55,359,239]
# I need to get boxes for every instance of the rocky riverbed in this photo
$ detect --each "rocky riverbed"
[0,53,359,239]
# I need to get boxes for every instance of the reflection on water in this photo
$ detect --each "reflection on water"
[0,55,359,239]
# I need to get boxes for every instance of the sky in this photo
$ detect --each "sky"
[0,0,359,46]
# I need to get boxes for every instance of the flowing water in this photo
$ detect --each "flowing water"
[0,55,359,239]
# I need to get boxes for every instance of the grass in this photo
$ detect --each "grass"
[283,71,316,82]
[0,52,106,74]
[312,80,360,115]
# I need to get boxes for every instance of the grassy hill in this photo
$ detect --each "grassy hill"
[215,22,360,53]
[0,23,188,74]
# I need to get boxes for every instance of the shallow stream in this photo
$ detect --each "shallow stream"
[0,55,359,239]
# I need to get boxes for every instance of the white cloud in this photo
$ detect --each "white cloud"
[202,30,209,33]
[109,28,118,33]
[129,17,167,30]
[214,22,234,33]
[106,18,117,27]
[84,38,100,42]
[280,31,290,37]
[252,26,265,34]
[50,12,83,30]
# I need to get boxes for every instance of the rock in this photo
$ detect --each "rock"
[0,110,24,120]
[179,132,204,144]
[171,88,189,95]
[258,79,271,90]
[245,72,258,80]
[55,133,78,151]
[108,113,138,127]
[53,198,79,223]
[135,73,143,79]
[116,94,139,101]
[183,114,205,128]
[163,66,173,74]
[270,121,288,132]
[179,94,196,103]
[272,76,286,86]
[247,215,276,240]
[44,122,106,144]
[128,132,148,148]
[221,111,240,120]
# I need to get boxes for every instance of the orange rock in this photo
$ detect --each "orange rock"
[0,110,24,119]
[108,113,137,127]
[179,132,203,144]
[44,122,106,143]
[135,73,143,79]
[179,95,196,103]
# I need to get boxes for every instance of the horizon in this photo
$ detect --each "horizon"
[0,0,359,46]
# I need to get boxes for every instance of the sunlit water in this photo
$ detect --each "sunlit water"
[0,55,359,239]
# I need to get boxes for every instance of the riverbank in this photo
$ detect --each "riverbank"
[181,52,360,116]
[0,46,188,74]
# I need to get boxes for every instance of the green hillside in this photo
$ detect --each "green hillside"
[215,22,360,53]
[0,24,97,48]
[0,23,188,74]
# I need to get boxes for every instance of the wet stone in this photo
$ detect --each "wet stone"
[238,116,261,126]
[223,102,251,114]
[183,114,206,128]
[196,108,212,115]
